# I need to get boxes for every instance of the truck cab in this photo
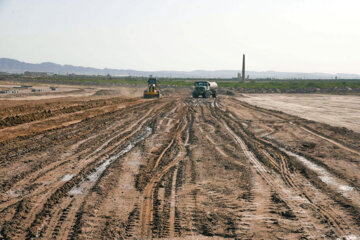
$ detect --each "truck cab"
[193,81,217,98]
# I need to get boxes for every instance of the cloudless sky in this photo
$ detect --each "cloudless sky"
[0,0,359,73]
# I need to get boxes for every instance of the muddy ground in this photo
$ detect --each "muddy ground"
[0,83,360,239]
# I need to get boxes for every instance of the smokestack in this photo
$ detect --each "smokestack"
[242,54,245,82]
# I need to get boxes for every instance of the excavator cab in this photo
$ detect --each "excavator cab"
[144,76,161,98]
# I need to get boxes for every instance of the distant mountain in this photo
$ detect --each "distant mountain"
[1,58,359,79]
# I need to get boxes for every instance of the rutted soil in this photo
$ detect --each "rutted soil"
[1,89,360,239]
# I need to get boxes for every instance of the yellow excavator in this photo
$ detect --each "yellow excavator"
[143,76,161,98]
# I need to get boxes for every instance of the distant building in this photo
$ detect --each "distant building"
[24,71,48,77]
[67,73,77,78]
[14,85,32,89]
[0,89,18,94]
[31,89,43,92]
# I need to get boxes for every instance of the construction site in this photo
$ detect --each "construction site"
[0,79,359,240]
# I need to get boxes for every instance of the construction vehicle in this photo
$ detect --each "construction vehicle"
[192,81,217,98]
[143,76,161,98]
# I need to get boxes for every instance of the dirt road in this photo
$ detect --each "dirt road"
[1,91,360,239]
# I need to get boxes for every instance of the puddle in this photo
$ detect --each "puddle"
[6,189,23,198]
[337,235,360,240]
[69,185,85,195]
[123,183,133,190]
[128,158,141,167]
[166,119,173,127]
[228,113,235,119]
[283,149,357,199]
[259,132,271,138]
[61,174,74,182]
[264,134,288,146]
[265,134,276,139]
[280,185,309,202]
[168,106,178,115]
[253,128,265,133]
[69,127,152,195]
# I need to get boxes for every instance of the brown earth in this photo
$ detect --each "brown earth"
[238,94,360,133]
[0,86,360,239]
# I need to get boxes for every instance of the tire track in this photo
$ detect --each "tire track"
[2,94,360,239]
[221,97,360,233]
[229,97,360,156]
[214,98,358,239]
[293,123,360,156]
[0,101,168,239]
[138,115,188,239]
[42,102,171,240]
[69,101,179,239]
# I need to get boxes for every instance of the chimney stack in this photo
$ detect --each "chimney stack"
[242,54,245,82]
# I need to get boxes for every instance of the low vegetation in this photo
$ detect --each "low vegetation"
[1,73,360,92]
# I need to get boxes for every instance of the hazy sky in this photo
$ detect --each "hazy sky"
[1,0,359,73]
